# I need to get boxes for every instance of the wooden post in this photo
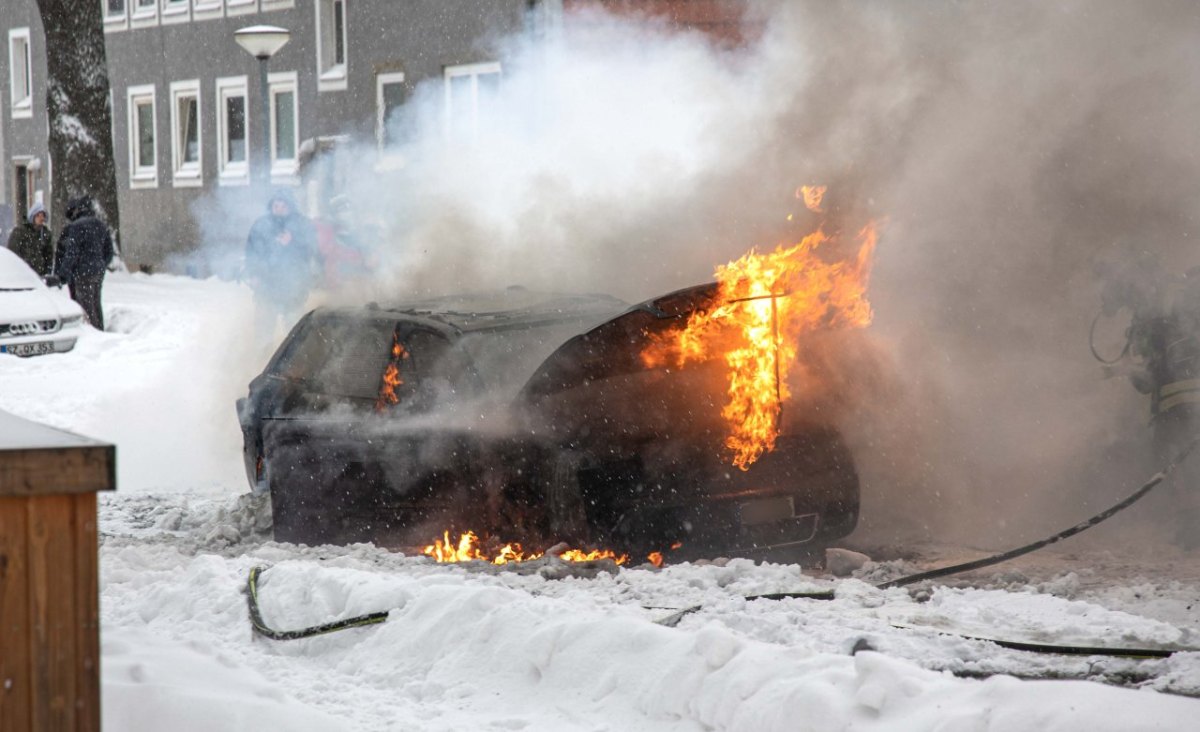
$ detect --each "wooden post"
[0,411,114,732]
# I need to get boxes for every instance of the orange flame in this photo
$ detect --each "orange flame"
[375,333,409,412]
[796,185,827,213]
[421,531,674,566]
[644,223,877,469]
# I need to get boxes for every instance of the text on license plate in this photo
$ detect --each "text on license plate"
[1,341,55,357]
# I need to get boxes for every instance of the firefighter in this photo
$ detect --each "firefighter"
[1098,255,1200,548]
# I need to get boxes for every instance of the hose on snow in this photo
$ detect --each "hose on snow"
[246,565,389,641]
[246,440,1197,658]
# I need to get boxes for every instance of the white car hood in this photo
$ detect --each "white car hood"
[0,247,84,323]
[0,284,85,322]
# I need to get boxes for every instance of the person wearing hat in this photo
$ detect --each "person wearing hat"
[244,188,319,339]
[6,201,55,277]
[55,195,114,330]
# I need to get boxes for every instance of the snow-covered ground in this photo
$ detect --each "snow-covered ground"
[2,273,1199,731]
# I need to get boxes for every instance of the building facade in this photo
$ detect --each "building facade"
[0,0,545,269]
[0,0,746,271]
[0,1,48,236]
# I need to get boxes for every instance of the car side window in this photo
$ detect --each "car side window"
[382,327,480,411]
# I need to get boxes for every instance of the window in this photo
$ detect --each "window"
[132,0,158,26]
[169,80,201,186]
[215,76,249,185]
[376,71,407,149]
[192,0,223,21]
[9,28,32,119]
[161,0,189,23]
[269,72,299,180]
[192,0,223,20]
[105,0,129,31]
[316,0,348,91]
[226,0,258,16]
[443,62,501,142]
[127,85,157,188]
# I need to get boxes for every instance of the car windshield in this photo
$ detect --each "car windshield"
[0,248,44,291]
[266,304,627,411]
[270,314,396,400]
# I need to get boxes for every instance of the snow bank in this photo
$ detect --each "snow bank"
[98,537,1200,731]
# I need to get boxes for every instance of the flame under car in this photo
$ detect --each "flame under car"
[237,286,860,559]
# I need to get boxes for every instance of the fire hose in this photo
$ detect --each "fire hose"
[245,439,1198,656]
[246,566,389,640]
[654,437,1200,659]
[1089,309,1132,365]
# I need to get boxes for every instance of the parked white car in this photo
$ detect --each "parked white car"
[0,247,86,357]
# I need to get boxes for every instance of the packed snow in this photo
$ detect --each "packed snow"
[2,272,1199,731]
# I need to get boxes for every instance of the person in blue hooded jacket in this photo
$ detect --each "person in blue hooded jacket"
[244,189,319,338]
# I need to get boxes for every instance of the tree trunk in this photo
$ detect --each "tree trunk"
[34,0,121,255]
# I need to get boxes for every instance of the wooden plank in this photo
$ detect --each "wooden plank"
[0,497,31,732]
[0,446,116,497]
[73,493,100,732]
[27,495,78,732]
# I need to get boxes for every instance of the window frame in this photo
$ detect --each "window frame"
[375,70,406,150]
[315,0,348,92]
[215,75,249,186]
[131,0,159,27]
[225,0,257,16]
[8,28,32,120]
[268,71,300,182]
[104,0,129,32]
[127,84,159,189]
[13,156,37,222]
[160,0,189,23]
[443,62,501,142]
[169,79,202,187]
[192,0,223,21]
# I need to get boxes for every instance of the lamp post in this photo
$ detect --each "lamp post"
[235,25,290,190]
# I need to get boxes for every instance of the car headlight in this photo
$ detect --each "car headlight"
[62,314,84,327]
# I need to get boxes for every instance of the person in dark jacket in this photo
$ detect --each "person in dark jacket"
[6,202,55,277]
[55,196,115,330]
[1098,254,1200,548]
[244,189,319,339]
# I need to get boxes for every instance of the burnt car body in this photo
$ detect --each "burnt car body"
[237,285,860,559]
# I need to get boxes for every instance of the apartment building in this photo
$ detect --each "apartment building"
[0,0,546,268]
[0,0,748,270]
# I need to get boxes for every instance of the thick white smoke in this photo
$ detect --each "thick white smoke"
[191,0,1200,550]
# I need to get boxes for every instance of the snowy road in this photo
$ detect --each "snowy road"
[2,273,1199,731]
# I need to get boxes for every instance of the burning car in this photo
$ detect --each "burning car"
[0,248,86,357]
[238,276,863,560]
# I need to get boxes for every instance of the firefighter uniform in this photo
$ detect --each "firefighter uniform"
[1127,272,1200,547]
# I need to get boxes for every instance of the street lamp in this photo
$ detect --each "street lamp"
[235,25,290,189]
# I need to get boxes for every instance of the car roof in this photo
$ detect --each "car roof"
[0,247,45,290]
[316,289,630,335]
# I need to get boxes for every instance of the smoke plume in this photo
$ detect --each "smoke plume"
[195,1,1200,550]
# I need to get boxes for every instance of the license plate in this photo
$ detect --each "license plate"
[1,341,56,357]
